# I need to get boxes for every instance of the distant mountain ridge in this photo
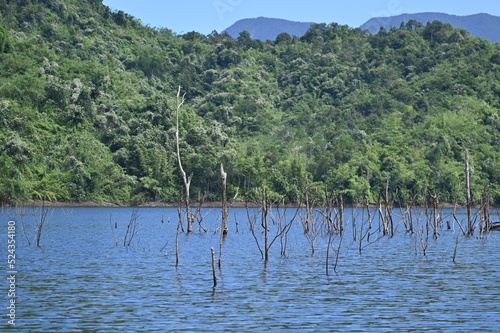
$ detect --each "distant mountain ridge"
[223,17,314,41]
[224,13,500,42]
[361,13,500,42]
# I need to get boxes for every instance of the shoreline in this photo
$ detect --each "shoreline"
[2,200,490,209]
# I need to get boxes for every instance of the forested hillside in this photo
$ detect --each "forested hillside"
[1,0,500,206]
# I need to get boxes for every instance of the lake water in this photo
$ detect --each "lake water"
[1,206,500,332]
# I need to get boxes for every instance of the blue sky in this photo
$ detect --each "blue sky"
[102,0,500,35]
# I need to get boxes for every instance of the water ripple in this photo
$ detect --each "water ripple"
[1,207,499,332]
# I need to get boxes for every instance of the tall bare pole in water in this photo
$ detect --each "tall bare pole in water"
[465,149,473,236]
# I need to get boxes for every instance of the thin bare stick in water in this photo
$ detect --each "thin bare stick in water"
[211,247,217,287]
[452,237,461,263]
[109,214,118,246]
[160,240,169,253]
[20,217,31,246]
[326,230,335,276]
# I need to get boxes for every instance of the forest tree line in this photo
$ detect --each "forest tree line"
[0,0,500,206]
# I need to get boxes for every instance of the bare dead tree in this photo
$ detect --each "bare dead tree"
[34,201,52,247]
[404,193,418,234]
[301,177,312,234]
[174,86,195,233]
[415,209,430,256]
[35,210,48,247]
[193,193,208,232]
[221,164,229,235]
[301,180,322,255]
[123,208,139,246]
[271,200,299,258]
[217,180,236,268]
[317,190,339,235]
[429,192,439,239]
[247,188,298,262]
[378,199,391,237]
[480,188,491,235]
[465,149,474,236]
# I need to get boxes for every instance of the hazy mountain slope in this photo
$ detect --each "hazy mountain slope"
[223,17,314,40]
[224,13,500,42]
[361,13,500,42]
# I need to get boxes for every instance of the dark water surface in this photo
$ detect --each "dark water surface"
[1,207,499,332]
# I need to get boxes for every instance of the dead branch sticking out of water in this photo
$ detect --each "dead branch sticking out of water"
[452,204,467,235]
[16,206,31,245]
[35,201,51,247]
[326,229,344,275]
[123,208,139,247]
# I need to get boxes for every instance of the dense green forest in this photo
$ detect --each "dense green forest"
[1,0,500,206]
